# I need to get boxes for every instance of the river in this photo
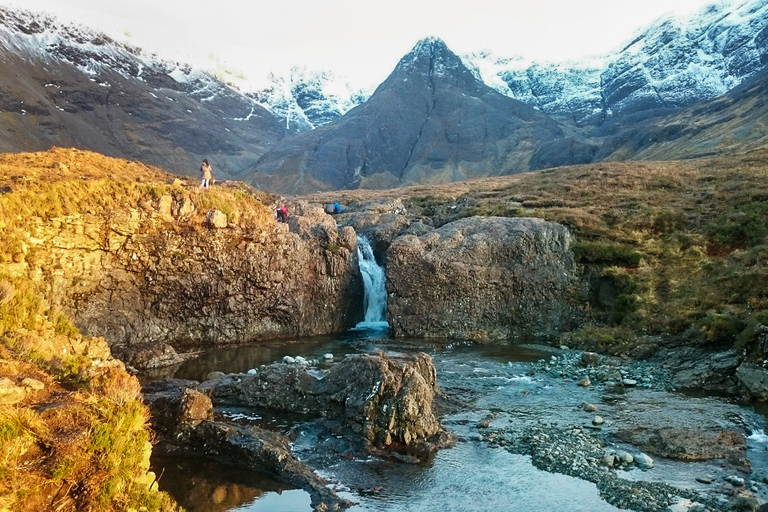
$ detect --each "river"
[147,327,768,512]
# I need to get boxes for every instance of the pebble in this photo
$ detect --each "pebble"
[282,356,295,364]
[592,416,604,426]
[323,353,334,360]
[469,433,484,442]
[294,356,308,365]
[206,371,225,380]
[725,475,745,487]
[695,476,714,485]
[601,454,616,467]
[634,453,654,469]
[581,352,601,367]
[247,369,257,375]
[577,377,591,387]
[581,402,599,412]
[622,379,638,387]
[615,450,633,464]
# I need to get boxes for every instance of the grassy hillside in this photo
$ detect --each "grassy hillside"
[0,148,279,511]
[311,149,768,356]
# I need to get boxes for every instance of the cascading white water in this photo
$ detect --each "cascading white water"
[355,235,389,330]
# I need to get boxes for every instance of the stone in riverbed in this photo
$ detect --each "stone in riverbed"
[601,454,616,467]
[324,353,334,360]
[634,452,654,469]
[282,356,295,364]
[615,450,633,464]
[581,352,600,367]
[581,402,598,412]
[622,378,638,387]
[592,416,604,426]
[577,377,591,387]
[695,476,714,484]
[206,371,225,380]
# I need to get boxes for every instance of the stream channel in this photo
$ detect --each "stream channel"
[145,237,768,511]
[145,328,768,512]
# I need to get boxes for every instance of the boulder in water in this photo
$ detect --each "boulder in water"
[386,216,576,340]
[209,351,453,454]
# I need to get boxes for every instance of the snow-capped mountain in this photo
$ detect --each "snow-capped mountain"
[245,38,595,194]
[464,0,768,127]
[249,68,370,132]
[0,6,285,177]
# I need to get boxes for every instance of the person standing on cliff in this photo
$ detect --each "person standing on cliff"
[199,159,213,190]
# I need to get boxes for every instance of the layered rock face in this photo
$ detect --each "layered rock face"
[9,191,363,354]
[386,216,576,340]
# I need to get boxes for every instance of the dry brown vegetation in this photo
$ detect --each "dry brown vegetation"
[309,149,768,355]
[0,147,286,512]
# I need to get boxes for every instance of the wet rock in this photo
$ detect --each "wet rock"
[581,402,599,412]
[601,453,616,467]
[727,476,746,487]
[145,381,353,511]
[114,341,186,369]
[696,476,715,484]
[386,217,577,341]
[658,348,741,395]
[206,371,225,381]
[204,209,227,229]
[592,416,604,426]
[615,450,633,464]
[622,378,637,387]
[283,356,296,364]
[577,377,591,387]
[581,352,601,367]
[634,452,654,469]
[736,363,768,400]
[477,413,495,429]
[323,353,334,360]
[210,352,452,454]
[731,495,762,511]
[617,427,747,465]
[144,385,214,435]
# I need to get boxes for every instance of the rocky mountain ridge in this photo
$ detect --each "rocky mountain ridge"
[467,0,768,128]
[0,6,286,179]
[244,38,596,193]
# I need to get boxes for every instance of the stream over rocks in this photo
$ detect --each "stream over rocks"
[144,330,768,512]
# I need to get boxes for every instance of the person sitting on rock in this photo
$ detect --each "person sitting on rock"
[276,205,289,223]
[199,159,213,190]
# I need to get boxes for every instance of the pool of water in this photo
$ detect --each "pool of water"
[148,329,768,511]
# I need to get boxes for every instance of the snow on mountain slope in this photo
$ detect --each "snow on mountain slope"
[249,67,371,131]
[463,0,768,126]
[0,6,285,177]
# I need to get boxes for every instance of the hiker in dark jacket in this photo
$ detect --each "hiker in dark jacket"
[276,205,288,223]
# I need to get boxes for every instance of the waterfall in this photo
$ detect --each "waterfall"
[355,235,389,330]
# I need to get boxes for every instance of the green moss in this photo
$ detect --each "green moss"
[51,458,75,480]
[705,201,768,250]
[573,241,643,267]
[53,312,79,337]
[326,243,342,255]
[735,310,768,359]
[691,311,744,346]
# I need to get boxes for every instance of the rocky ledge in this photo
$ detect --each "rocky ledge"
[144,352,454,511]
[386,216,577,341]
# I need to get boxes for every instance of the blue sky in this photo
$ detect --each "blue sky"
[4,0,721,88]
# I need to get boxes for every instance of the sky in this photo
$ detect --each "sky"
[2,0,723,89]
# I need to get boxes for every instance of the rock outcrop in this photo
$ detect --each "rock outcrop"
[143,381,352,512]
[385,216,576,340]
[207,351,452,454]
[5,183,363,362]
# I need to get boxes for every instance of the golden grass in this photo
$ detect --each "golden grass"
[307,149,768,353]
